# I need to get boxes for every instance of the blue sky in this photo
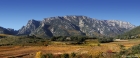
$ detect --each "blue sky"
[0,0,140,30]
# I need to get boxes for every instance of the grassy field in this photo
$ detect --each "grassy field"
[0,39,140,58]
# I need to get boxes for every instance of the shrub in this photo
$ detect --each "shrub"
[51,36,57,41]
[107,50,112,53]
[97,43,101,46]
[61,53,69,58]
[98,37,113,43]
[35,51,47,58]
[71,52,76,57]
[54,54,61,58]
[35,51,42,58]
[46,53,53,58]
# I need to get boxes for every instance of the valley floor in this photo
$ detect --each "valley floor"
[0,39,140,58]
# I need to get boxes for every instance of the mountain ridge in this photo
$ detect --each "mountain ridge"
[0,15,136,37]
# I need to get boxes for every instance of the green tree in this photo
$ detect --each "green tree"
[46,53,53,58]
[61,53,69,58]
[51,36,57,41]
[71,52,76,57]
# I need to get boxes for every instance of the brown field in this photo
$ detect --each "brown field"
[0,39,140,58]
[0,34,9,37]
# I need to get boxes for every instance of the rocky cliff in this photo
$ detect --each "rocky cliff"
[17,16,135,37]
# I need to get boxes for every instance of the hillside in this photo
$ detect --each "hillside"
[118,26,140,39]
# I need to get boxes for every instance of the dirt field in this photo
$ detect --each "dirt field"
[0,39,140,58]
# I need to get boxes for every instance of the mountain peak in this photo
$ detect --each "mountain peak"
[63,15,89,19]
[106,20,135,29]
[17,19,41,35]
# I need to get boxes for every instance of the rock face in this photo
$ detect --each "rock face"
[18,19,41,35]
[0,16,135,37]
[17,16,135,37]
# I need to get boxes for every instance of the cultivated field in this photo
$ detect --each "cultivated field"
[0,39,140,58]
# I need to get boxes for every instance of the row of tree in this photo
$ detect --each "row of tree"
[51,36,114,43]
[51,36,88,44]
[98,37,114,43]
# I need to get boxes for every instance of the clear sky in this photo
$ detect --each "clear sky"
[0,0,140,30]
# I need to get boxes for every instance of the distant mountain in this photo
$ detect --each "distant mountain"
[16,15,135,37]
[0,26,18,35]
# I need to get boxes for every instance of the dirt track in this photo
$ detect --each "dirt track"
[0,46,39,58]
